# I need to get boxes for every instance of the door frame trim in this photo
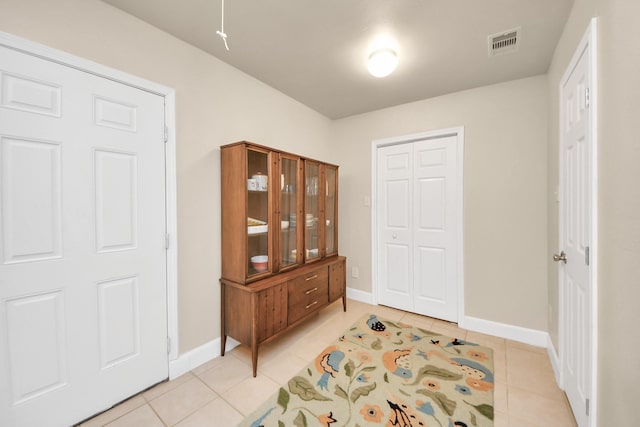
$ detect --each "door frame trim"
[558,18,598,427]
[0,31,180,364]
[371,126,465,322]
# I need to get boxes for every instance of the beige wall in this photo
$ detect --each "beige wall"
[0,0,333,353]
[333,76,549,331]
[547,0,640,423]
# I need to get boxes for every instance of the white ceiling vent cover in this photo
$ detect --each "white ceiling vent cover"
[488,27,520,57]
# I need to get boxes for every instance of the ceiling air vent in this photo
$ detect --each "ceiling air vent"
[488,27,520,57]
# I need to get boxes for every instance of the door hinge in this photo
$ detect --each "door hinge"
[585,87,590,109]
[164,125,169,143]
[585,245,590,266]
[586,398,590,416]
[165,233,170,250]
[167,337,171,355]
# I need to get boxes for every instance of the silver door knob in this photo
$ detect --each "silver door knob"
[553,251,567,264]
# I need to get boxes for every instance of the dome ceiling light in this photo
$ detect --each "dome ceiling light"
[367,48,398,78]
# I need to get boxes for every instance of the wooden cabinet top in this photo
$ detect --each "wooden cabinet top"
[220,141,339,168]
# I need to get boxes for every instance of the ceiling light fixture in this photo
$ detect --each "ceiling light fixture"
[367,48,398,78]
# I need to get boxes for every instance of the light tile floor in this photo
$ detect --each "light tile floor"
[80,299,577,427]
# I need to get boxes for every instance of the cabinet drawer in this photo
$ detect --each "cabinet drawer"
[288,268,328,323]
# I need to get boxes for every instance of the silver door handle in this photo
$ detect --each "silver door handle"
[553,251,567,264]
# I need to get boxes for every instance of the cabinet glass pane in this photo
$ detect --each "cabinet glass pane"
[280,157,298,268]
[304,162,320,260]
[247,149,269,276]
[325,166,337,255]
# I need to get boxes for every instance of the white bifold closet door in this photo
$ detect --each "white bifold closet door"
[377,134,460,322]
[0,45,168,426]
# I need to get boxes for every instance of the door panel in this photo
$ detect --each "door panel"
[1,137,62,263]
[97,276,140,369]
[6,291,67,405]
[413,136,458,321]
[95,150,138,252]
[0,45,167,427]
[1,71,62,117]
[417,178,445,231]
[416,246,445,301]
[378,144,413,310]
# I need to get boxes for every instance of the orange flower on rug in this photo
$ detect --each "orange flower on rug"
[238,314,494,427]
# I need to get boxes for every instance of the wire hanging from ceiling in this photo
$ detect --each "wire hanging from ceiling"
[216,0,230,51]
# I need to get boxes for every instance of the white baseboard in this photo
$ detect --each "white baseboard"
[168,336,240,379]
[547,334,562,387]
[461,315,548,348]
[346,287,374,304]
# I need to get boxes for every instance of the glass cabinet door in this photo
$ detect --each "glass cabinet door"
[246,149,270,277]
[325,165,338,256]
[304,161,320,261]
[279,155,299,269]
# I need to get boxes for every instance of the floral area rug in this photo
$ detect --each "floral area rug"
[238,314,494,427]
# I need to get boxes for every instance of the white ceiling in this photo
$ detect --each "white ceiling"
[101,0,574,119]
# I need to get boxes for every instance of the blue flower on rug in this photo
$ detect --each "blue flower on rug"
[315,345,345,390]
[455,384,472,395]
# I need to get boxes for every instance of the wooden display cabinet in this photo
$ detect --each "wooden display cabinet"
[220,141,346,376]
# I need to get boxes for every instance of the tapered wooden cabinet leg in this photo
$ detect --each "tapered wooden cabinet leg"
[342,294,347,312]
[251,341,258,377]
[221,283,227,356]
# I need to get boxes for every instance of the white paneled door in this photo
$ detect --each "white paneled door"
[0,46,168,426]
[559,23,594,427]
[377,132,461,322]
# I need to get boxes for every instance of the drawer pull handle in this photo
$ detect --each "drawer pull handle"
[305,287,318,295]
[305,301,318,309]
[305,274,319,281]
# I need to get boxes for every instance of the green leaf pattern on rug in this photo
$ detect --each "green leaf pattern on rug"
[417,389,458,416]
[288,376,331,402]
[350,382,376,403]
[411,364,463,385]
[371,338,382,350]
[465,400,494,420]
[344,359,356,378]
[334,384,348,400]
[277,388,289,413]
[293,410,307,427]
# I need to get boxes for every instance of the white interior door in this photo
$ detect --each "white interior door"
[376,131,461,322]
[0,45,168,426]
[559,27,594,427]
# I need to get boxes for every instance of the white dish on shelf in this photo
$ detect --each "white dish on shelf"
[281,220,289,229]
[248,224,268,234]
